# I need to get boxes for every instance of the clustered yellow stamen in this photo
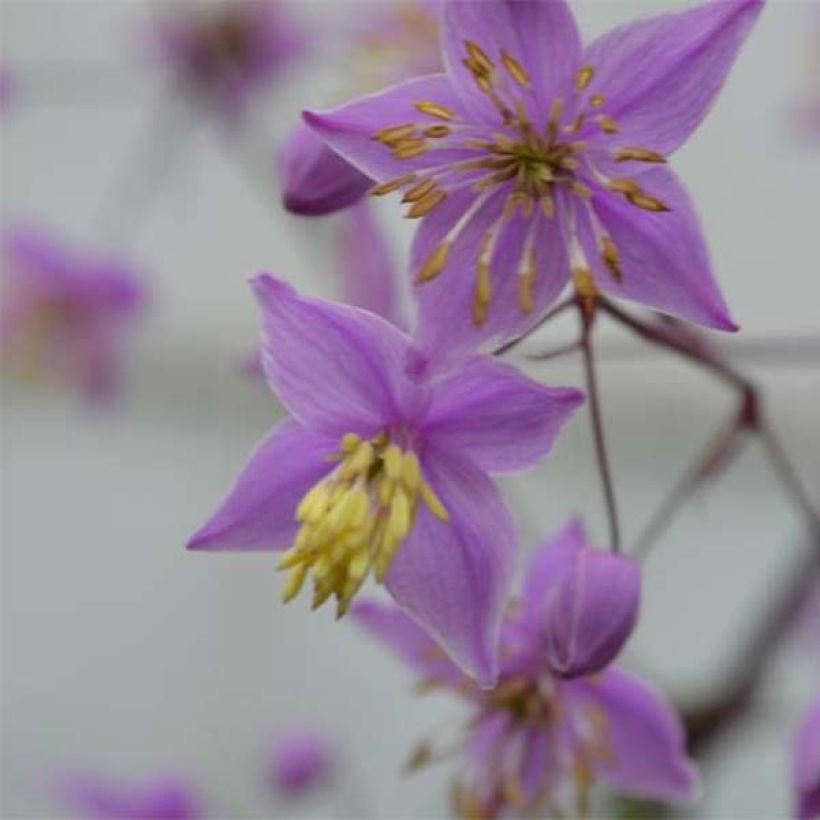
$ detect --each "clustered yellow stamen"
[366,44,673,326]
[278,432,448,618]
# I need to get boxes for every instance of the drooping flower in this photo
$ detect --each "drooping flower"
[794,698,820,820]
[150,1,306,121]
[188,274,582,685]
[306,0,763,358]
[270,727,332,797]
[353,519,694,817]
[57,773,201,819]
[1,227,145,403]
[280,1,442,216]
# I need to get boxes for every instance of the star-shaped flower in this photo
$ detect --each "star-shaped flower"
[306,0,763,357]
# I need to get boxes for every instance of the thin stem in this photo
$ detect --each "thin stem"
[493,297,575,357]
[526,338,582,362]
[579,304,621,553]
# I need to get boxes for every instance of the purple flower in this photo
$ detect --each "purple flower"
[305,0,762,358]
[57,773,201,819]
[188,274,582,685]
[795,698,820,820]
[1,227,144,403]
[151,1,306,120]
[280,1,442,216]
[353,520,695,816]
[270,727,332,797]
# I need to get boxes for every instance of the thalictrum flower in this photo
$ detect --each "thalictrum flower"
[57,774,201,819]
[188,274,582,685]
[151,1,306,121]
[280,1,441,216]
[353,519,695,817]
[1,227,144,402]
[270,727,332,797]
[306,0,762,357]
[795,698,820,820]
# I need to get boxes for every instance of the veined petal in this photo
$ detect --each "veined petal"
[338,202,404,327]
[574,668,699,802]
[280,120,372,215]
[589,167,737,331]
[303,74,472,183]
[351,599,466,689]
[442,0,581,125]
[252,274,415,436]
[187,421,335,552]
[795,698,820,820]
[583,0,763,156]
[384,446,516,687]
[422,356,583,473]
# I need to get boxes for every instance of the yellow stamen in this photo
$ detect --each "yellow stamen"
[402,178,437,203]
[374,123,417,143]
[464,40,494,75]
[392,137,428,159]
[596,114,619,135]
[589,92,606,108]
[627,191,670,212]
[417,241,451,282]
[501,50,530,87]
[575,64,596,91]
[601,236,622,281]
[415,100,456,120]
[615,146,667,164]
[607,177,641,196]
[419,481,449,521]
[371,173,417,196]
[406,189,446,218]
[424,124,451,138]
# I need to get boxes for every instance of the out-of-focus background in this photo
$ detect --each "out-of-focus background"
[2,1,818,817]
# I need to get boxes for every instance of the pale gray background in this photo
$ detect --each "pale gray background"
[1,1,818,818]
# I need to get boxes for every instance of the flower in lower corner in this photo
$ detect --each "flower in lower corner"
[269,727,333,798]
[794,697,820,820]
[56,773,201,819]
[305,0,762,358]
[187,274,583,685]
[352,519,693,818]
[1,226,145,403]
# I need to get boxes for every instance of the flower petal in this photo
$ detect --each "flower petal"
[337,202,404,327]
[795,698,820,820]
[589,167,737,330]
[303,74,472,183]
[442,0,581,125]
[422,355,583,472]
[187,420,334,552]
[280,120,372,215]
[384,446,516,687]
[351,599,465,688]
[252,274,415,436]
[583,0,763,156]
[576,668,699,801]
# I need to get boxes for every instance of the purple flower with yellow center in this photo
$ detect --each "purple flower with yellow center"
[305,0,762,356]
[353,520,695,818]
[188,274,582,684]
[795,698,820,820]
[57,773,201,819]
[151,1,306,120]
[1,227,144,402]
[270,727,332,797]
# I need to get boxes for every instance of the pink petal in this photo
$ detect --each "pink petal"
[421,355,583,472]
[795,698,820,820]
[187,420,335,552]
[442,0,581,125]
[384,445,516,687]
[583,0,763,157]
[574,668,699,801]
[303,74,472,183]
[351,599,465,688]
[337,202,404,327]
[252,274,416,437]
[588,167,737,331]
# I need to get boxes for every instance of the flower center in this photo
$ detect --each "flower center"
[278,431,448,618]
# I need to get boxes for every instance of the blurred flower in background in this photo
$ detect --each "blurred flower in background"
[794,699,820,820]
[1,226,145,404]
[269,726,333,798]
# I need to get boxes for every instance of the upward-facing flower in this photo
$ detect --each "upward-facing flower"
[353,520,694,818]
[1,227,144,403]
[306,0,762,357]
[151,1,306,121]
[794,698,820,820]
[188,275,582,684]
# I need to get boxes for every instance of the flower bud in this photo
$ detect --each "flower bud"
[269,727,332,797]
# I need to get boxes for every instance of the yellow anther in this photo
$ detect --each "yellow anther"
[464,40,494,75]
[596,114,619,135]
[476,260,492,305]
[402,178,437,203]
[383,443,403,481]
[573,268,598,308]
[519,268,536,315]
[417,241,451,283]
[540,192,555,219]
[424,125,451,138]
[401,451,421,493]
[600,236,622,281]
[570,180,592,199]
[607,177,641,196]
[388,490,411,541]
[406,189,446,218]
[501,50,530,87]
[341,441,374,479]
[589,92,606,107]
[341,432,361,452]
[277,547,304,571]
[392,137,428,159]
[414,100,456,120]
[626,191,670,212]
[575,64,596,91]
[296,483,329,523]
[282,563,309,603]
[374,123,417,143]
[615,146,667,164]
[371,173,418,196]
[420,481,449,521]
